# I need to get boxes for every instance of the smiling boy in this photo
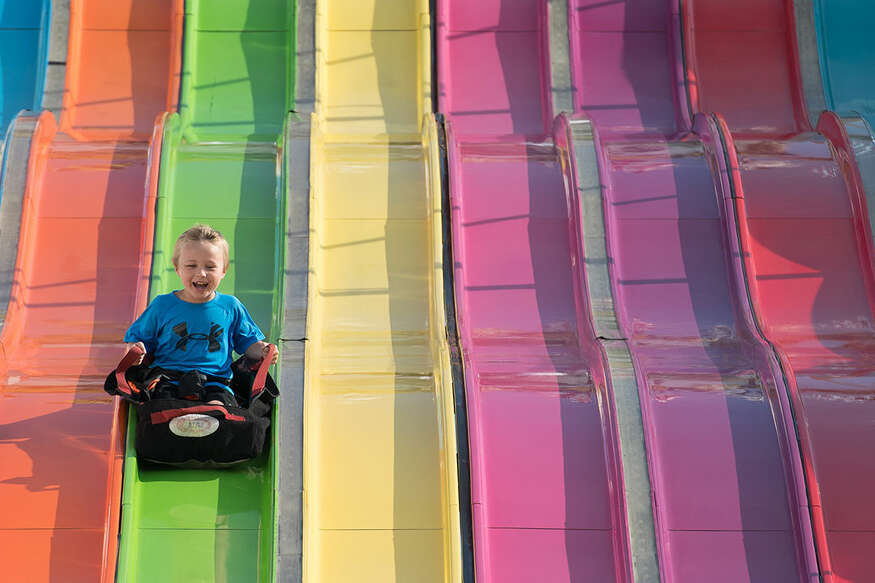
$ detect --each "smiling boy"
[124,224,278,406]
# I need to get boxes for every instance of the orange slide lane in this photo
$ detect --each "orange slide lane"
[0,1,181,581]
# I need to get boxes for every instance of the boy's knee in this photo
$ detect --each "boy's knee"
[203,388,238,408]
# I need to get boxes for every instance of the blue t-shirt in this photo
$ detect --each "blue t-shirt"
[124,292,264,381]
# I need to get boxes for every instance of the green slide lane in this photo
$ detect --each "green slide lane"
[117,1,294,581]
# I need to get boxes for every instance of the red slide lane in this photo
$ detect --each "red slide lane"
[686,1,875,581]
[684,0,809,137]
[0,1,180,581]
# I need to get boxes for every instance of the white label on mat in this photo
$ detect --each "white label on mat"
[169,414,220,438]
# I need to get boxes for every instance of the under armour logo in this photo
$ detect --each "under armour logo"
[172,322,223,352]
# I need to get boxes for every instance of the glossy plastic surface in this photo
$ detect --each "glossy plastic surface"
[0,1,180,581]
[684,0,810,136]
[814,1,875,125]
[0,0,50,133]
[115,2,293,581]
[686,1,875,580]
[570,1,817,580]
[437,3,627,581]
[304,1,463,581]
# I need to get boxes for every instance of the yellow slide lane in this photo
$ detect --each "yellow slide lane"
[304,1,462,581]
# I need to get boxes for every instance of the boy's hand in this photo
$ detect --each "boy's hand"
[265,343,279,365]
[127,342,147,365]
[246,341,278,365]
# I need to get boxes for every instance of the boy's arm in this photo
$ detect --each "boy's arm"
[124,299,159,364]
[245,340,279,364]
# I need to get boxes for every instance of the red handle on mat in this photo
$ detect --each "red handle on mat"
[251,343,277,398]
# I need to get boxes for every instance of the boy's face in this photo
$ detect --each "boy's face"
[174,241,227,303]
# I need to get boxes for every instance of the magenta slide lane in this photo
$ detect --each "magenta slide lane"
[685,1,875,580]
[438,1,629,581]
[569,0,817,581]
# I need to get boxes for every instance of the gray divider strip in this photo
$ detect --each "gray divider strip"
[283,115,311,340]
[793,0,828,127]
[295,0,316,113]
[841,115,875,253]
[0,113,39,332]
[43,0,69,113]
[548,1,660,577]
[567,118,661,583]
[572,122,621,340]
[548,0,573,116]
[277,0,315,573]
[276,339,305,582]
[276,113,310,583]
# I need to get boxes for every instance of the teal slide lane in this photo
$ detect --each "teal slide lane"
[0,0,50,131]
[116,1,294,581]
[815,0,875,125]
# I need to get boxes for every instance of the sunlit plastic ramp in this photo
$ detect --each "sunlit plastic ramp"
[437,2,635,581]
[685,1,875,580]
[813,0,875,126]
[0,0,51,134]
[114,1,293,581]
[304,1,463,581]
[563,1,820,580]
[0,0,180,580]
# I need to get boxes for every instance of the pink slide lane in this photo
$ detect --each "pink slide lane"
[569,0,817,581]
[438,1,627,582]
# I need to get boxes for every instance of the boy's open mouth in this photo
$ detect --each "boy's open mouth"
[193,281,209,290]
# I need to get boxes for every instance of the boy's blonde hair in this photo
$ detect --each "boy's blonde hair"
[172,224,230,267]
